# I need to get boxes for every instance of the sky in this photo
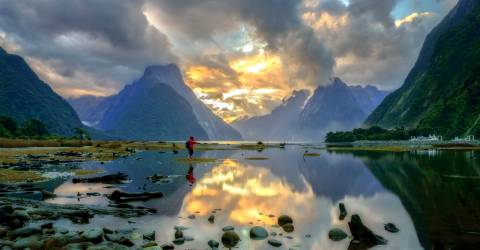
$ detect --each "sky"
[0,0,457,122]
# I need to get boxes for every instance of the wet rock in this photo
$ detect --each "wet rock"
[0,226,7,238]
[268,239,282,247]
[339,203,347,220]
[40,222,53,229]
[222,226,234,232]
[41,190,57,200]
[221,231,240,248]
[282,223,294,233]
[174,229,183,239]
[81,228,104,244]
[64,242,94,250]
[187,214,195,219]
[305,234,311,238]
[142,241,157,248]
[102,228,113,234]
[172,237,185,245]
[249,226,268,240]
[208,239,220,248]
[208,214,215,224]
[173,226,189,231]
[143,246,161,250]
[7,227,42,239]
[44,233,83,248]
[11,235,43,250]
[348,214,388,246]
[108,190,163,202]
[270,232,277,237]
[55,227,69,234]
[384,223,399,233]
[143,231,155,241]
[277,215,293,227]
[160,243,174,249]
[86,241,129,250]
[72,172,128,184]
[328,228,348,241]
[104,233,134,246]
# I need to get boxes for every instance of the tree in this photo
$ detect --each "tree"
[73,127,91,140]
[0,116,17,135]
[21,119,49,137]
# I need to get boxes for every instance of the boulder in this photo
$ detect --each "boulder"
[384,223,399,233]
[282,223,294,233]
[348,214,387,246]
[174,229,183,239]
[81,228,104,244]
[221,231,240,248]
[268,239,282,247]
[328,228,348,241]
[277,215,293,227]
[160,243,174,249]
[11,235,43,250]
[208,215,215,224]
[7,227,42,239]
[339,203,347,220]
[208,239,220,248]
[249,226,268,240]
[143,231,155,241]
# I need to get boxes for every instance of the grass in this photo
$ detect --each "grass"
[0,138,92,148]
[0,169,45,183]
[303,153,321,157]
[176,157,217,163]
[245,157,269,160]
[72,169,105,176]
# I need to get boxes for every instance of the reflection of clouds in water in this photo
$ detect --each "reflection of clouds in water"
[48,182,113,206]
[43,151,422,249]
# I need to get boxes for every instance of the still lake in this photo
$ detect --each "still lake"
[36,145,480,249]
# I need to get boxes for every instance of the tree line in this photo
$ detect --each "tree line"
[0,116,89,140]
[325,126,437,143]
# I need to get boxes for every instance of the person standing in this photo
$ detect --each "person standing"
[186,136,196,160]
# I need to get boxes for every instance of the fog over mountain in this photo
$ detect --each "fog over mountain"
[234,78,389,141]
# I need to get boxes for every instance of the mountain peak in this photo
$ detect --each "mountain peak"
[144,64,180,77]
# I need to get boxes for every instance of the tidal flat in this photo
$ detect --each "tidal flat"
[0,141,479,249]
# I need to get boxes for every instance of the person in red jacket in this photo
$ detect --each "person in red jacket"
[186,136,196,160]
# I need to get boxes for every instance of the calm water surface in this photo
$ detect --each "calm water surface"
[39,146,480,249]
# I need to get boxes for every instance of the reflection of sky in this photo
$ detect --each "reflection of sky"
[46,148,421,249]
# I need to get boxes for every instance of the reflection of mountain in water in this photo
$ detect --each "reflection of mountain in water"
[299,152,385,202]
[350,150,480,249]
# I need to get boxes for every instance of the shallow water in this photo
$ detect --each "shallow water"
[34,146,480,249]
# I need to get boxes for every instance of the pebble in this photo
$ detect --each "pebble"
[268,239,282,247]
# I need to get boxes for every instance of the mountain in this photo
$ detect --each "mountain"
[138,65,241,140]
[232,90,308,140]
[97,68,208,141]
[0,47,82,135]
[365,0,480,138]
[68,95,114,128]
[299,78,389,139]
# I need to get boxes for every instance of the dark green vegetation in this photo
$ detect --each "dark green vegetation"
[325,126,433,143]
[0,47,83,136]
[365,0,480,138]
[0,115,90,140]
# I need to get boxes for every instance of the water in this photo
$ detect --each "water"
[36,146,480,249]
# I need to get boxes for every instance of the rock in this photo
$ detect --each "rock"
[104,233,134,246]
[174,229,183,239]
[41,190,57,199]
[187,214,195,219]
[249,226,268,240]
[221,231,240,248]
[222,226,234,232]
[64,242,94,250]
[208,215,215,224]
[384,223,399,233]
[173,226,189,231]
[43,233,83,248]
[277,215,293,227]
[328,228,348,241]
[103,228,113,234]
[282,223,294,233]
[7,227,42,239]
[348,214,388,246]
[172,237,184,245]
[142,241,157,248]
[339,203,347,220]
[81,228,104,244]
[160,243,174,249]
[143,246,161,250]
[72,172,128,184]
[270,232,277,236]
[268,239,282,247]
[305,234,311,238]
[86,242,129,250]
[208,239,220,248]
[55,227,69,234]
[143,231,155,241]
[11,235,43,250]
[40,222,53,229]
[183,236,194,241]
[0,226,8,238]
[108,190,163,202]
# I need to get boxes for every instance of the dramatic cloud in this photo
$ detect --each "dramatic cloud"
[0,0,456,120]
[0,0,176,97]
